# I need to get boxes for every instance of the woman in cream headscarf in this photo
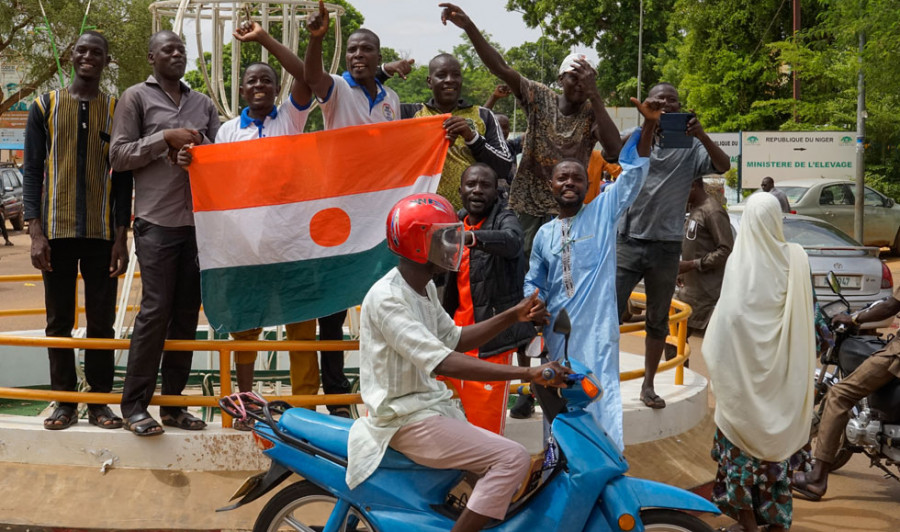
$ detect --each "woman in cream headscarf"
[702,192,815,531]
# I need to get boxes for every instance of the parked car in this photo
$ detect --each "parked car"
[0,163,25,231]
[629,213,895,329]
[731,179,900,253]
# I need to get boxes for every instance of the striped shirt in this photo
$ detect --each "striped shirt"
[346,268,463,488]
[23,90,132,239]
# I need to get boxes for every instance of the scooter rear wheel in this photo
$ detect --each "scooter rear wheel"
[253,480,375,532]
[641,509,715,532]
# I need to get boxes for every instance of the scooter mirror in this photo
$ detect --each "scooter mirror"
[553,309,572,336]
[826,271,842,295]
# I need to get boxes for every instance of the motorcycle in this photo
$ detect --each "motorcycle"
[217,309,720,532]
[811,272,900,479]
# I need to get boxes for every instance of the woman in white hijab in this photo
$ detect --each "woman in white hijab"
[702,192,815,532]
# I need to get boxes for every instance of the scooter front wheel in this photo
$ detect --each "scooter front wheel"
[641,509,715,532]
[253,481,375,532]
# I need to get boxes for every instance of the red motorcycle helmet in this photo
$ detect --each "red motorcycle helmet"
[386,193,463,271]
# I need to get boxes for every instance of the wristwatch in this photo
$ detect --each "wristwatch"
[850,313,861,325]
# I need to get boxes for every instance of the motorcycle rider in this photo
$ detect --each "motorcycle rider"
[348,193,570,532]
[793,295,900,500]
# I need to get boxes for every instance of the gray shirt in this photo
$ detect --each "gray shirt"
[769,187,791,213]
[618,132,715,242]
[110,76,219,227]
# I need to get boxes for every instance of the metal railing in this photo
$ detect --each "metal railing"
[0,273,691,427]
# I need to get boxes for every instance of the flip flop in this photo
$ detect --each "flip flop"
[124,412,165,437]
[44,405,78,430]
[640,390,667,409]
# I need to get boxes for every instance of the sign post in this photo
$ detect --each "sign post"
[739,131,856,190]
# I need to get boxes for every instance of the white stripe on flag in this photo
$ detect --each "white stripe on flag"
[194,174,440,271]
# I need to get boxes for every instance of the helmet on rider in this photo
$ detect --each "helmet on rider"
[386,193,464,271]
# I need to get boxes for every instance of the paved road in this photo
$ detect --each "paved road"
[2,228,899,530]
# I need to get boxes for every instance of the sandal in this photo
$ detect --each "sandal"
[791,471,825,501]
[88,405,124,429]
[123,411,164,437]
[44,405,78,430]
[161,409,207,431]
[640,390,667,409]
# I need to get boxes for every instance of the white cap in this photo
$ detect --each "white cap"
[558,52,589,76]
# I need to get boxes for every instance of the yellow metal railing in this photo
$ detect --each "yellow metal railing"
[0,273,691,426]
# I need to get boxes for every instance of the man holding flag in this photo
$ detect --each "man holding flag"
[179,19,329,424]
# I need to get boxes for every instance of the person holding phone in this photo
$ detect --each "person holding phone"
[614,82,730,410]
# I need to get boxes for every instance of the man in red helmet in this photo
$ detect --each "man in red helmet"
[346,193,570,532]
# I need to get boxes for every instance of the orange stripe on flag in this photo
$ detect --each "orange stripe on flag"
[189,114,451,212]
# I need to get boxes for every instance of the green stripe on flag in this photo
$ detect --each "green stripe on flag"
[201,243,398,333]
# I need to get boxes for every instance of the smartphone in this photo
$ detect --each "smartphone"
[658,112,695,149]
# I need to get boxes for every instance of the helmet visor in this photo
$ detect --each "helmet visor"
[427,223,464,271]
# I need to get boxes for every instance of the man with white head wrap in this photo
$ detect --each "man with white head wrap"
[702,192,815,532]
[439,3,624,260]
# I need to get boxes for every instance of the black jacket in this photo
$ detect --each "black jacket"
[442,202,536,357]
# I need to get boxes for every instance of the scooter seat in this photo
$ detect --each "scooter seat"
[278,408,424,469]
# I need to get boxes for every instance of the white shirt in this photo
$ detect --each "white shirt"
[318,72,400,130]
[215,94,312,143]
[345,268,464,488]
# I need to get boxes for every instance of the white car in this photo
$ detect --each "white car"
[732,179,900,252]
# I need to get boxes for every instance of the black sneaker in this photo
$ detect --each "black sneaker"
[509,393,535,419]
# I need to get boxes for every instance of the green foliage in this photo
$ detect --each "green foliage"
[0,0,156,113]
[507,0,676,105]
[505,36,570,87]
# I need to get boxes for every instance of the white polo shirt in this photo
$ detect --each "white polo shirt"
[215,94,312,143]
[318,72,400,130]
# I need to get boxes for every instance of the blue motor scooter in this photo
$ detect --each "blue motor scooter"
[218,309,720,531]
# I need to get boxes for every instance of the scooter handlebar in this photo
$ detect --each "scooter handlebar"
[541,368,586,387]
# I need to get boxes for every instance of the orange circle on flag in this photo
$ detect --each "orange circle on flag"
[309,208,352,247]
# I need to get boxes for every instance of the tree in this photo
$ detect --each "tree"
[506,0,675,105]
[505,36,570,87]
[0,0,155,114]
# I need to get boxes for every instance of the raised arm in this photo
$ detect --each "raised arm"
[568,58,622,161]
[602,98,661,218]
[234,21,311,106]
[484,84,511,110]
[686,111,730,173]
[632,96,663,158]
[303,0,334,101]
[440,3,524,100]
